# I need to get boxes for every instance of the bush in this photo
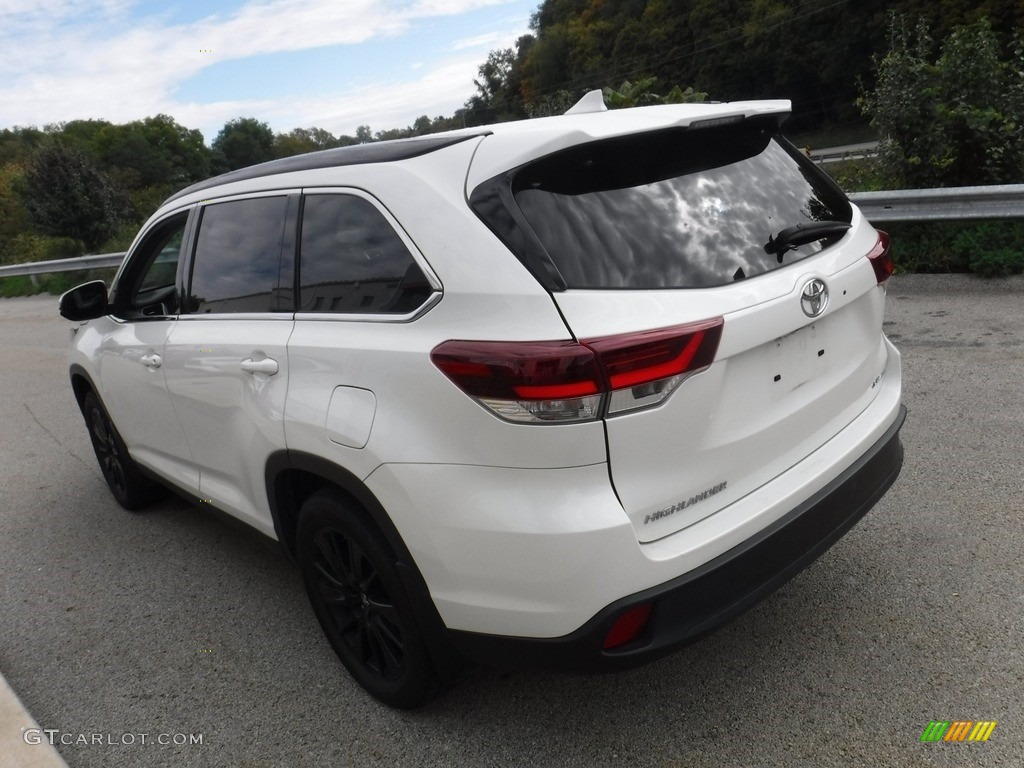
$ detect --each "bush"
[824,158,891,193]
[859,16,1024,189]
[20,142,130,250]
[883,220,1024,275]
[0,275,44,298]
[953,221,1024,276]
[0,233,84,265]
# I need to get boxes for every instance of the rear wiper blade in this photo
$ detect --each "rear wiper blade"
[764,220,851,262]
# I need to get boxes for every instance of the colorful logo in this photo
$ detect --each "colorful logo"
[920,721,997,742]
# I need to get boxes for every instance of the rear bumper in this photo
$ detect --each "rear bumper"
[449,405,906,673]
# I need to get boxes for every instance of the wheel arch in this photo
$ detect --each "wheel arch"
[264,450,468,682]
[265,451,403,562]
[69,363,98,412]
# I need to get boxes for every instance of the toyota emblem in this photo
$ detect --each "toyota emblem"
[800,278,828,317]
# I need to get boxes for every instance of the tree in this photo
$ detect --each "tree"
[212,117,275,171]
[465,46,530,125]
[859,15,1024,187]
[92,115,210,188]
[274,127,345,158]
[0,162,32,256]
[0,127,46,166]
[19,142,129,250]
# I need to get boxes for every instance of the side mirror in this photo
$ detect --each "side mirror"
[59,280,109,321]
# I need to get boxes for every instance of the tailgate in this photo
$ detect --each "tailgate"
[554,224,891,542]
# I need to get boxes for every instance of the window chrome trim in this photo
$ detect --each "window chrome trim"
[293,289,442,324]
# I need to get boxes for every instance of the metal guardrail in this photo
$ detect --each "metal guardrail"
[0,252,125,279]
[2,184,1024,280]
[849,185,1024,223]
[809,141,880,164]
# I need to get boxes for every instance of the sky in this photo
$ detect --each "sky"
[0,0,539,144]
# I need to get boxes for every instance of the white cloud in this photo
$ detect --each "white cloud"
[0,0,529,138]
[452,31,506,50]
[271,53,487,135]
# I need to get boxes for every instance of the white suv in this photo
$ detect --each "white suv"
[60,96,905,708]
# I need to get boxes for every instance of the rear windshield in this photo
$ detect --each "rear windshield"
[491,117,851,290]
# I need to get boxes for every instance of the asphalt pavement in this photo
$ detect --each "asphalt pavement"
[1,275,1022,767]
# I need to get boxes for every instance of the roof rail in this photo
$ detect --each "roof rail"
[164,131,488,205]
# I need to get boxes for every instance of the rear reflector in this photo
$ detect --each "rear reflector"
[431,319,723,423]
[603,603,653,650]
[867,230,894,284]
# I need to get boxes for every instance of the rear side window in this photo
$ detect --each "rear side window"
[298,194,432,314]
[473,117,852,290]
[188,196,289,313]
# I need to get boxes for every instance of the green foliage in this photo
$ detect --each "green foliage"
[0,262,117,297]
[0,233,84,265]
[882,221,1024,276]
[604,78,707,108]
[0,275,43,298]
[0,231,94,299]
[273,126,354,158]
[212,117,275,171]
[662,85,708,104]
[19,142,129,250]
[92,114,211,188]
[603,77,663,108]
[0,127,46,165]
[525,89,584,118]
[464,41,532,125]
[859,15,1024,187]
[519,0,1023,134]
[0,162,30,247]
[953,221,1024,276]
[822,158,891,193]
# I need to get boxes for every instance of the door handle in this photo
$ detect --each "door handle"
[140,353,162,369]
[240,357,279,375]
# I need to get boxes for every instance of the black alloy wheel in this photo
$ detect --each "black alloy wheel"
[297,489,438,708]
[81,391,158,510]
[313,525,405,680]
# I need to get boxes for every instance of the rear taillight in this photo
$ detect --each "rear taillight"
[868,230,894,285]
[429,340,603,424]
[586,320,722,415]
[431,319,723,424]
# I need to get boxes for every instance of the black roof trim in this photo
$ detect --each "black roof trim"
[164,132,488,205]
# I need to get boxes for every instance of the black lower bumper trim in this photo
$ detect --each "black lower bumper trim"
[450,405,906,673]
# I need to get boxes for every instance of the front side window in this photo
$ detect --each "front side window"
[298,194,432,314]
[188,196,289,314]
[115,212,188,318]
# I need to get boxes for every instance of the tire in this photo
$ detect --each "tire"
[81,391,160,511]
[296,488,439,709]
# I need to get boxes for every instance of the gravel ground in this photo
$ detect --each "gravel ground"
[1,274,1021,767]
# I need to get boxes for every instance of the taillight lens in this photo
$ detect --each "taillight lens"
[431,318,723,424]
[430,340,603,423]
[868,230,894,285]
[585,320,722,415]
